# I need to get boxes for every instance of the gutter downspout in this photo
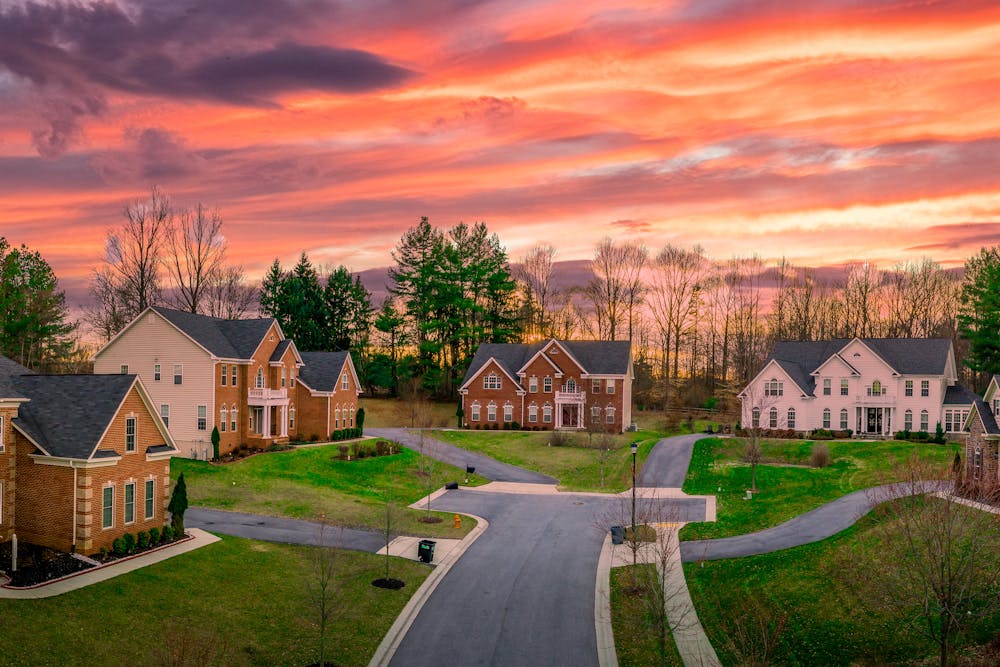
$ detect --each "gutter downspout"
[72,464,78,552]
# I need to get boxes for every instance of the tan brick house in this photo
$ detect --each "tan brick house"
[459,339,633,432]
[295,351,362,440]
[0,355,177,556]
[94,307,362,455]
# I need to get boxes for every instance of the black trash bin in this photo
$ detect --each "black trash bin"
[418,539,436,563]
[610,526,624,545]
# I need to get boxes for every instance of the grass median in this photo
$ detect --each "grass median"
[173,441,485,539]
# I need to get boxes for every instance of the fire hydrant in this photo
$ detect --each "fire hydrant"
[453,514,461,529]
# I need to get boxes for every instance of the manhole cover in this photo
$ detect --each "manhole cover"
[572,501,584,506]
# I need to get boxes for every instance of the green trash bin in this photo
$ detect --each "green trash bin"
[418,539,436,563]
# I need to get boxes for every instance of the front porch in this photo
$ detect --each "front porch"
[248,388,290,444]
[554,389,586,429]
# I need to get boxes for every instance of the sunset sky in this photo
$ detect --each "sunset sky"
[2,0,1000,307]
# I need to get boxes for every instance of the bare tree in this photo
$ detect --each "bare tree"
[711,591,788,667]
[883,258,959,338]
[728,256,768,386]
[203,264,257,319]
[87,186,172,337]
[584,238,647,340]
[739,386,781,492]
[847,459,1000,667]
[515,243,556,338]
[305,520,343,667]
[167,203,226,314]
[840,261,884,338]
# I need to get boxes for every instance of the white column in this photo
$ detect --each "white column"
[263,406,271,438]
[281,405,288,437]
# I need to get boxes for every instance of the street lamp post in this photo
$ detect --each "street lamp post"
[631,441,638,567]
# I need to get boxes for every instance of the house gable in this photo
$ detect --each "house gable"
[836,339,900,379]
[811,353,860,379]
[740,358,809,398]
[459,357,525,394]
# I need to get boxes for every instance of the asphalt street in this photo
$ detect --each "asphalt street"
[637,433,709,488]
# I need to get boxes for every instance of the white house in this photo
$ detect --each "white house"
[740,338,977,437]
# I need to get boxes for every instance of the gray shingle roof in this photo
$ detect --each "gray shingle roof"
[944,385,978,405]
[460,340,631,388]
[0,355,34,399]
[270,339,293,362]
[972,397,1000,435]
[765,338,954,395]
[152,306,274,359]
[11,374,141,459]
[298,351,351,391]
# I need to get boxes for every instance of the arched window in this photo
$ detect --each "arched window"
[527,403,538,423]
[751,408,760,428]
[483,373,501,390]
[870,380,883,396]
[289,405,296,430]
[335,407,341,429]
[904,409,913,431]
[220,406,228,432]
[787,408,796,429]
[255,368,264,388]
[470,401,481,421]
[769,407,778,428]
[350,407,355,427]
[823,408,831,429]
[765,379,783,396]
[920,410,929,432]
[605,405,615,424]
[840,408,848,430]
[543,403,553,423]
[487,401,497,421]
[503,402,513,423]
[231,404,237,432]
[566,378,577,393]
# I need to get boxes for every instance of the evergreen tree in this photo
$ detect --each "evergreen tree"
[0,237,74,369]
[957,246,1000,374]
[374,299,407,395]
[259,258,286,323]
[323,266,373,351]
[168,472,188,536]
[211,426,220,461]
[389,217,447,370]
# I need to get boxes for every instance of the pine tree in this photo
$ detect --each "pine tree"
[168,472,189,536]
[958,246,1000,374]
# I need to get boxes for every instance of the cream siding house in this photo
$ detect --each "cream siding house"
[94,308,217,457]
[740,338,973,437]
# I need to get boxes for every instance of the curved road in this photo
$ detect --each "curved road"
[368,428,558,484]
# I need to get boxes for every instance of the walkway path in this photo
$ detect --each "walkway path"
[367,428,558,484]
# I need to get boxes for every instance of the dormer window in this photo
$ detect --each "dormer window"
[764,379,783,396]
[483,372,501,390]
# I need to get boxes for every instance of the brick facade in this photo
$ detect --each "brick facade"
[966,406,1000,487]
[296,355,360,440]
[1,405,18,543]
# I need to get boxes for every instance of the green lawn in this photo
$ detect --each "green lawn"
[684,506,1000,666]
[428,429,668,492]
[173,442,485,538]
[680,437,960,541]
[0,536,428,666]
[610,565,683,667]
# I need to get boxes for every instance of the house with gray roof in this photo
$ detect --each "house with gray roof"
[93,307,360,456]
[0,355,176,556]
[459,339,633,432]
[740,337,972,437]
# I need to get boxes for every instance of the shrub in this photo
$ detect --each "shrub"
[112,537,126,556]
[809,428,834,440]
[97,547,108,560]
[338,444,349,459]
[550,430,572,447]
[491,422,499,430]
[161,525,175,542]
[211,426,221,461]
[356,406,366,433]
[933,422,946,444]
[354,443,366,459]
[168,472,188,537]
[310,433,320,442]
[149,527,160,544]
[137,530,150,549]
[810,443,831,468]
[375,440,390,456]
[512,421,521,430]
[122,532,136,553]
[912,430,930,441]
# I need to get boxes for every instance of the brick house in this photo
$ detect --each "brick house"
[0,355,177,556]
[296,351,363,440]
[459,339,633,432]
[94,307,360,456]
[963,374,1000,489]
[740,338,975,437]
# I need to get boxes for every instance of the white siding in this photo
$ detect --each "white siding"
[94,311,215,457]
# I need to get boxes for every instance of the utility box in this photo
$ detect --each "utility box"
[418,539,436,563]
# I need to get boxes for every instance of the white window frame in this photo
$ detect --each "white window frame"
[160,404,169,428]
[125,416,137,453]
[487,401,497,422]
[528,403,538,423]
[197,405,207,431]
[592,379,601,394]
[920,410,929,432]
[120,364,128,375]
[335,407,341,429]
[231,365,238,386]
[606,381,615,394]
[787,408,796,430]
[591,404,601,423]
[281,367,287,388]
[823,378,831,396]
[153,363,161,381]
[124,481,136,525]
[840,379,849,396]
[945,410,953,433]
[543,376,552,393]
[342,372,349,391]
[752,408,760,428]
[905,380,913,397]
[289,405,296,430]
[605,405,615,424]
[769,407,778,428]
[173,364,183,385]
[220,406,228,432]
[823,409,831,429]
[503,402,513,423]
[256,368,264,389]
[290,370,295,388]
[102,484,114,529]
[565,378,577,393]
[221,364,228,386]
[145,478,155,520]
[528,376,538,393]
[840,409,848,430]
[484,373,501,390]
[231,404,238,432]
[765,379,783,397]
[904,410,913,430]
[542,403,552,423]
[471,401,481,421]
[973,447,982,479]
[921,380,929,397]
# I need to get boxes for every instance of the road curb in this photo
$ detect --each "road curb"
[368,510,489,667]
[595,533,619,667]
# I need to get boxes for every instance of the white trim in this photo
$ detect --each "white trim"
[101,483,115,529]
[516,343,565,376]
[836,338,901,376]
[144,477,156,520]
[739,359,807,398]
[458,356,526,394]
[124,481,136,525]
[809,352,861,377]
[29,453,120,468]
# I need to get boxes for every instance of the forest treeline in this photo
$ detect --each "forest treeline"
[5,188,1000,407]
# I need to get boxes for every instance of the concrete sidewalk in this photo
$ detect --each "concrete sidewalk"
[0,528,219,599]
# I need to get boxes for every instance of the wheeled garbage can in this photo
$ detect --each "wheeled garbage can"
[418,539,436,563]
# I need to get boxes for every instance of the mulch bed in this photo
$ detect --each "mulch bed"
[371,577,405,590]
[0,541,94,587]
[214,444,295,464]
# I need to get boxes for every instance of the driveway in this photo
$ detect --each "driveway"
[185,507,387,552]
[637,433,707,488]
[368,428,558,484]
